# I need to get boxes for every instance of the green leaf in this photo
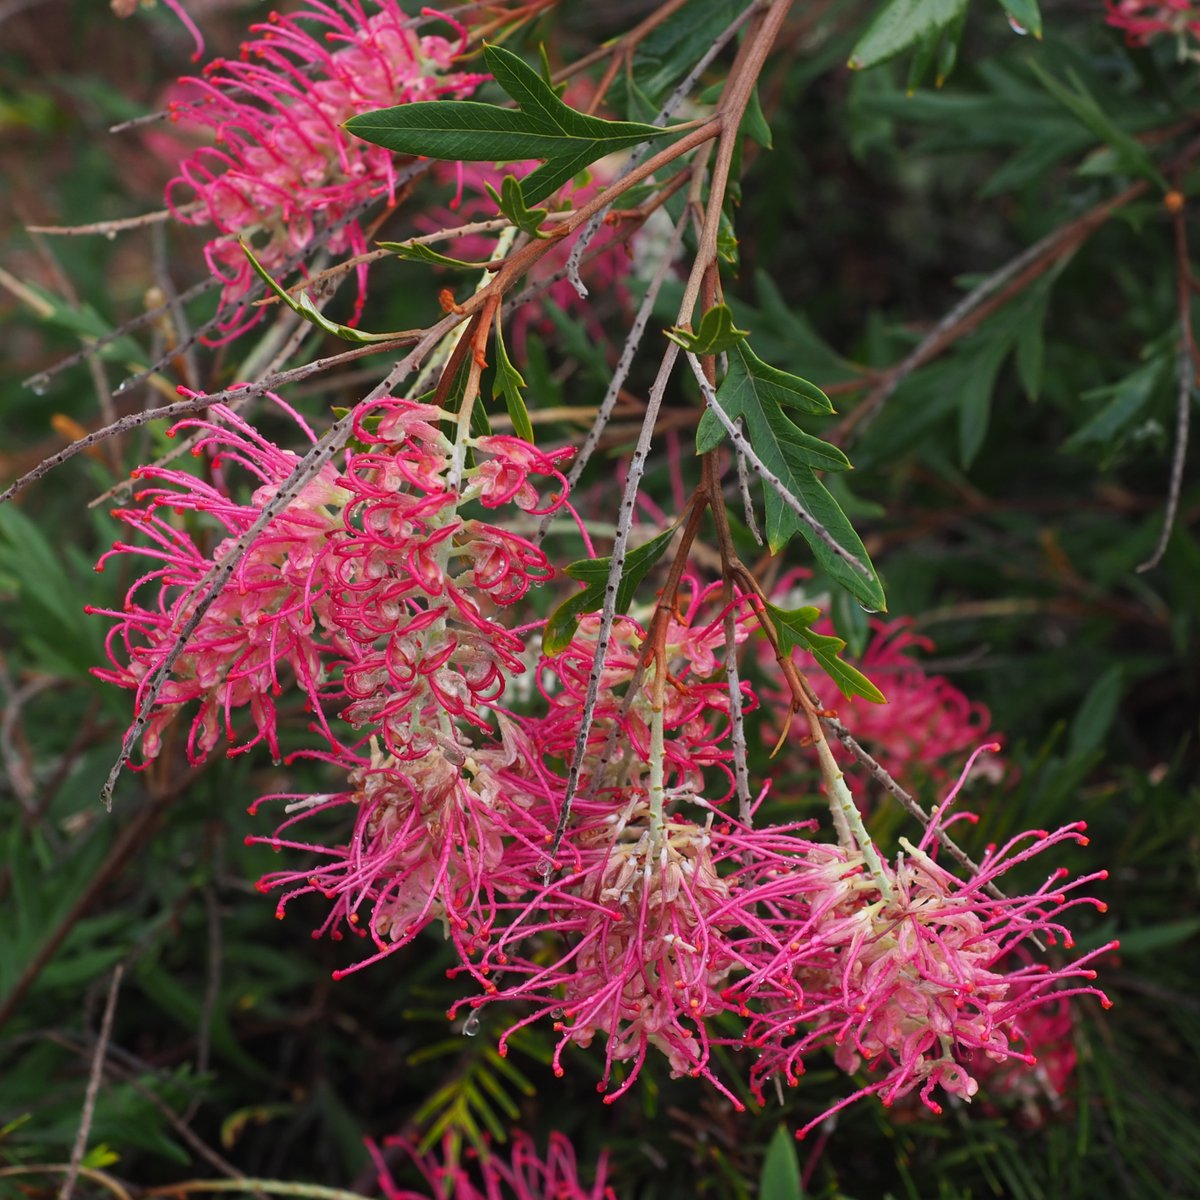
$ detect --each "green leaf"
[666,304,749,355]
[492,318,534,443]
[1068,665,1123,758]
[1026,62,1168,191]
[958,337,1009,468]
[694,341,882,610]
[1115,917,1200,957]
[378,240,494,269]
[484,173,550,238]
[996,0,1042,38]
[544,525,678,653]
[760,1125,804,1200]
[1064,358,1165,450]
[344,43,674,206]
[241,242,403,344]
[848,0,968,71]
[766,603,887,703]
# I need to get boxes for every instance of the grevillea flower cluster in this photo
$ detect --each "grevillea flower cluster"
[368,1131,615,1199]
[1106,0,1200,56]
[91,465,1115,1134]
[80,0,1118,1152]
[166,0,486,337]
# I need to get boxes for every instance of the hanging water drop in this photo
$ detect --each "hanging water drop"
[28,374,51,396]
[550,1006,564,1020]
[105,229,118,241]
[114,379,131,396]
[857,602,880,614]
[536,857,554,883]
[462,1012,481,1037]
[1007,15,1029,34]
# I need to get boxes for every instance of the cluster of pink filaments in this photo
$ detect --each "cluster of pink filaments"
[368,1130,615,1200]
[1106,0,1200,55]
[731,774,1114,1135]
[92,420,1113,1134]
[166,0,486,336]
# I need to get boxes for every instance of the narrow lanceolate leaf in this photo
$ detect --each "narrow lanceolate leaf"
[996,0,1042,38]
[760,1125,805,1200]
[543,524,677,654]
[766,603,887,704]
[666,304,749,355]
[492,317,534,443]
[241,242,402,344]
[848,0,968,71]
[1027,62,1168,190]
[344,42,676,206]
[378,241,494,270]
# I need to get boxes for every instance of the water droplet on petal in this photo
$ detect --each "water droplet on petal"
[462,1013,481,1037]
[1007,15,1029,34]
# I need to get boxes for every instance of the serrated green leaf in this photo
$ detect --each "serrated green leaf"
[484,173,550,238]
[848,0,968,72]
[493,318,534,443]
[694,342,881,610]
[760,1124,804,1200]
[344,43,674,206]
[765,603,886,703]
[996,0,1042,37]
[696,341,834,455]
[666,304,749,355]
[544,525,678,653]
[378,240,493,269]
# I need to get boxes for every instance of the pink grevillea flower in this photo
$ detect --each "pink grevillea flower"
[369,1131,615,1200]
[1107,0,1200,54]
[88,396,350,763]
[442,586,765,1100]
[968,975,1081,1126]
[532,578,757,803]
[327,401,571,758]
[740,752,1115,1137]
[455,798,748,1104]
[166,0,486,338]
[250,711,561,974]
[89,394,570,773]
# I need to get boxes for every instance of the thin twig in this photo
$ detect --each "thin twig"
[1138,190,1195,572]
[563,0,759,295]
[546,342,682,862]
[535,205,689,545]
[59,964,124,1200]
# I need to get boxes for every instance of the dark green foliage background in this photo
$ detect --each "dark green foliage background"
[1,1,1197,1197]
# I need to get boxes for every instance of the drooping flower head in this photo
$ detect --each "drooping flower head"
[369,1130,616,1200]
[1106,0,1200,56]
[738,749,1115,1137]
[166,1,486,337]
